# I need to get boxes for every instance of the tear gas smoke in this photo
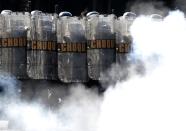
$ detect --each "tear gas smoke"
[128,1,169,16]
[97,10,186,131]
[0,82,101,131]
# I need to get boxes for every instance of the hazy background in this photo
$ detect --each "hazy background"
[0,0,174,16]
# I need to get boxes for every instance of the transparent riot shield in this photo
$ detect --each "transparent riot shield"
[27,11,58,80]
[0,11,30,79]
[116,12,136,64]
[57,14,88,82]
[0,14,5,76]
[86,13,116,80]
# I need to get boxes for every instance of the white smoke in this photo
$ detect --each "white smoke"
[0,80,101,131]
[97,10,186,131]
[128,1,169,16]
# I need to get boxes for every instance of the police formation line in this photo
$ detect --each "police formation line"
[0,38,130,53]
[0,10,138,82]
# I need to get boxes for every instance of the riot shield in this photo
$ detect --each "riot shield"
[86,13,116,80]
[57,14,88,82]
[116,12,136,64]
[27,11,58,80]
[0,11,30,79]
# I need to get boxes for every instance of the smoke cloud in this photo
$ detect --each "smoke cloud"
[97,10,186,131]
[128,1,169,16]
[0,81,102,131]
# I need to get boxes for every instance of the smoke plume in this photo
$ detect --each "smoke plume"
[97,10,186,131]
[128,1,169,16]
